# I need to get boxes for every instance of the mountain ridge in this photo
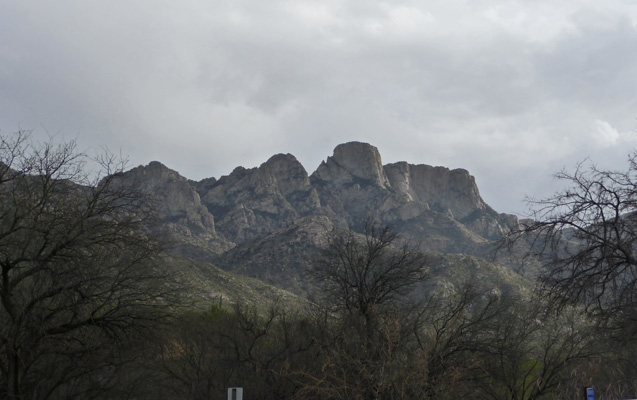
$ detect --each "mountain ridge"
[122,141,523,297]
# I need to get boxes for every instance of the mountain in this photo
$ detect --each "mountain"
[123,161,231,259]
[120,142,526,300]
[195,153,320,245]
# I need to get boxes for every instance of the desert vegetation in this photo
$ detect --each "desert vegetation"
[2,132,637,399]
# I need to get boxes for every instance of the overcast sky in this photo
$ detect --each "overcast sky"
[1,1,637,214]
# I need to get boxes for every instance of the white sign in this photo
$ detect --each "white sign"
[228,387,243,400]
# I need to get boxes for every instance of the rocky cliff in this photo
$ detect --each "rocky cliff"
[310,142,516,240]
[312,142,391,188]
[122,161,230,257]
[195,153,320,244]
[121,142,521,293]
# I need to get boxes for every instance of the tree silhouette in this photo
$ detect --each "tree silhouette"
[0,132,180,400]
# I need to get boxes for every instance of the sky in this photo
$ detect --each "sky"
[1,0,637,215]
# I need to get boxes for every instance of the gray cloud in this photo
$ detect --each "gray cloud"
[1,0,637,214]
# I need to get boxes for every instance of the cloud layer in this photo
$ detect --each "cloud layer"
[1,0,637,213]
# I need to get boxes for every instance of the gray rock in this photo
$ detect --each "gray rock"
[384,162,487,220]
[312,142,390,188]
[196,153,320,244]
[126,161,216,232]
[122,161,230,256]
[310,142,516,241]
[124,142,523,286]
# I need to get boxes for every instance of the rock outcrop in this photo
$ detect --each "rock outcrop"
[384,162,487,220]
[308,142,517,240]
[121,161,229,257]
[196,153,320,244]
[125,142,520,276]
[125,161,216,233]
[312,142,390,188]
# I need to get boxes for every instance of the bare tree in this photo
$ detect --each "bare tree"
[503,154,637,336]
[410,284,505,398]
[304,221,428,399]
[0,131,180,400]
[311,221,428,334]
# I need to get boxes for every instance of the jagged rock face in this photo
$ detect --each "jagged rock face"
[310,142,392,228]
[121,161,233,258]
[196,153,320,244]
[389,164,518,239]
[384,162,487,220]
[127,142,519,263]
[115,142,527,297]
[312,142,390,188]
[462,209,521,240]
[125,161,216,233]
[310,142,516,240]
[264,154,311,197]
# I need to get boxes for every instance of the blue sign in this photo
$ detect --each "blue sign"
[586,387,594,400]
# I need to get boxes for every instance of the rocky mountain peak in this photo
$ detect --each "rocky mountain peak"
[261,153,311,196]
[130,160,184,183]
[195,153,320,245]
[123,161,217,237]
[312,142,390,188]
[123,142,519,259]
